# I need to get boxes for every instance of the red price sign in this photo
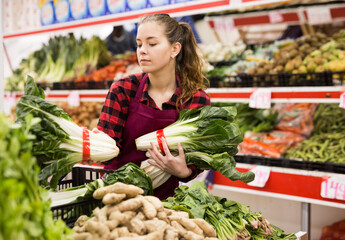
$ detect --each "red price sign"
[321,176,345,201]
[67,91,80,107]
[249,88,271,109]
[247,166,271,188]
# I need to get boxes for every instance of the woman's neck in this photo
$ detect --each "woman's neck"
[148,71,176,93]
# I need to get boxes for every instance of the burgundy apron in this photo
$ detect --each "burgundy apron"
[105,73,180,200]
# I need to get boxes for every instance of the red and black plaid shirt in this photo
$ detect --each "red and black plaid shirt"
[98,72,211,182]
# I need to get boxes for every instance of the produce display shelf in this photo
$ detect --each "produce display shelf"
[234,155,345,174]
[9,86,345,103]
[207,2,345,27]
[209,71,345,88]
[213,163,345,209]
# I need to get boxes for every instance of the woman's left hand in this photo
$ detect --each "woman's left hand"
[147,138,191,178]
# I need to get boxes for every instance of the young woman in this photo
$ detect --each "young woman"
[97,13,211,199]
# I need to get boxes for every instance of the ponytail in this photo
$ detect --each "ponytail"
[175,22,208,107]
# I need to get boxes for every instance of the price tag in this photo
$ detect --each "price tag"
[224,16,235,31]
[67,91,80,107]
[4,92,17,116]
[321,176,345,201]
[247,166,271,188]
[339,91,345,109]
[249,88,271,109]
[213,17,224,32]
[269,10,284,23]
[230,0,242,8]
[306,7,332,25]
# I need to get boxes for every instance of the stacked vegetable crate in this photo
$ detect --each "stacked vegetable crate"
[52,166,113,227]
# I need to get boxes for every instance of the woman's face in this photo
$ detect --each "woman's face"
[136,22,175,74]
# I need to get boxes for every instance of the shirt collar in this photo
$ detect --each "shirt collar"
[140,75,181,107]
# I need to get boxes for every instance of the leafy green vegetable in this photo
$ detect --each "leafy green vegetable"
[136,105,255,186]
[212,102,278,134]
[0,113,73,240]
[16,76,119,189]
[49,162,153,207]
[164,182,296,240]
[5,34,111,91]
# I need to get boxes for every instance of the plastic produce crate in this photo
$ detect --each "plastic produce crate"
[234,155,345,174]
[51,166,113,227]
[209,71,345,88]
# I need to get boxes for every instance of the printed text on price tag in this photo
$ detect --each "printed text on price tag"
[247,166,271,188]
[321,176,345,201]
[67,91,80,107]
[249,88,271,109]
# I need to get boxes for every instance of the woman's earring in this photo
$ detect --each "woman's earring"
[171,55,175,59]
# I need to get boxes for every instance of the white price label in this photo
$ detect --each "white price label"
[224,16,235,31]
[339,91,345,109]
[230,0,242,8]
[321,176,345,201]
[4,92,17,116]
[269,10,284,23]
[247,166,271,188]
[67,91,80,107]
[249,88,271,109]
[306,7,332,25]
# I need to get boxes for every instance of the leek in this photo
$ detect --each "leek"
[16,76,119,189]
[136,106,254,186]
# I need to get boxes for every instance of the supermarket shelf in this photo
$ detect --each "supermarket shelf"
[9,86,345,103]
[2,0,227,39]
[213,163,345,209]
[207,86,345,103]
[207,2,345,27]
[2,0,293,39]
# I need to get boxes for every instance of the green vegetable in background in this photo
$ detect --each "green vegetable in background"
[285,132,345,163]
[163,182,296,240]
[15,76,119,189]
[211,102,278,134]
[0,113,72,240]
[5,34,112,91]
[312,103,345,135]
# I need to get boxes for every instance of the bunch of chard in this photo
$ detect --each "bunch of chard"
[136,105,255,188]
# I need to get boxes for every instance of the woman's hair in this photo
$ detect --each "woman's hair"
[138,13,209,108]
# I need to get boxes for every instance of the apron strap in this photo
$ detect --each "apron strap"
[134,73,148,101]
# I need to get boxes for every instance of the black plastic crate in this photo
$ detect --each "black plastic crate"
[237,71,335,87]
[209,74,251,88]
[52,166,113,226]
[234,155,345,174]
[51,199,103,227]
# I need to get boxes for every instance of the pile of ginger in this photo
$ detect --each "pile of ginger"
[71,182,219,240]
